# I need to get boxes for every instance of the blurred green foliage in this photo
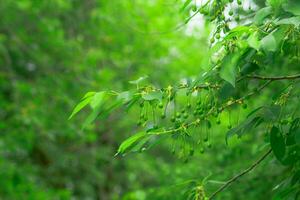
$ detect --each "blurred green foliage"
[0,0,299,200]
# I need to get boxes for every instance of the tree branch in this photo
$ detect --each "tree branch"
[246,74,300,81]
[208,148,272,200]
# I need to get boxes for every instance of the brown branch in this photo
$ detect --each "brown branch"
[208,148,272,200]
[246,74,300,81]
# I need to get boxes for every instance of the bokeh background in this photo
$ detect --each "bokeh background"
[0,0,284,199]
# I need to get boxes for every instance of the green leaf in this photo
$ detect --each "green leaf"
[254,7,273,25]
[82,91,109,128]
[224,26,251,40]
[90,91,106,109]
[129,76,148,85]
[226,116,262,143]
[247,32,260,51]
[260,105,281,122]
[276,16,300,26]
[116,132,150,155]
[270,126,286,162]
[283,0,300,15]
[240,62,259,76]
[142,91,163,101]
[81,91,96,100]
[180,0,193,12]
[261,26,288,52]
[69,96,93,120]
[219,52,241,87]
[117,91,133,104]
[261,33,277,52]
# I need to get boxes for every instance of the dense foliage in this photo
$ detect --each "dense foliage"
[1,0,300,199]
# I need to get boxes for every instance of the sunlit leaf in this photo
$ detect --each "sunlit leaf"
[117,132,150,155]
[69,96,93,120]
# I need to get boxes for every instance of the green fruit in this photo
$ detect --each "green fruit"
[176,112,181,118]
[207,143,212,148]
[183,113,189,119]
[172,149,176,154]
[235,15,240,21]
[221,14,225,20]
[229,10,233,16]
[161,113,166,119]
[216,33,220,39]
[171,116,176,122]
[193,110,198,116]
[186,103,192,109]
[242,103,247,109]
[189,149,194,156]
[237,0,242,5]
[210,38,215,44]
[203,137,208,142]
[200,148,205,154]
[181,108,186,113]
[158,102,163,109]
[216,119,221,125]
[192,5,197,12]
[229,0,233,2]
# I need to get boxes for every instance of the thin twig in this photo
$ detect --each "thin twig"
[208,148,272,200]
[246,74,300,81]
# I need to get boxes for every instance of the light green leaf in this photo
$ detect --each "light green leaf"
[276,16,300,26]
[247,32,260,51]
[69,96,93,120]
[180,0,193,12]
[261,33,277,52]
[219,52,241,87]
[261,26,288,52]
[142,91,162,101]
[90,91,106,109]
[254,7,272,24]
[283,0,300,15]
[224,26,251,40]
[117,91,133,104]
[129,76,148,85]
[81,91,96,100]
[270,126,286,162]
[117,132,149,155]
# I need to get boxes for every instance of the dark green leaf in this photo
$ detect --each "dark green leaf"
[270,126,286,162]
